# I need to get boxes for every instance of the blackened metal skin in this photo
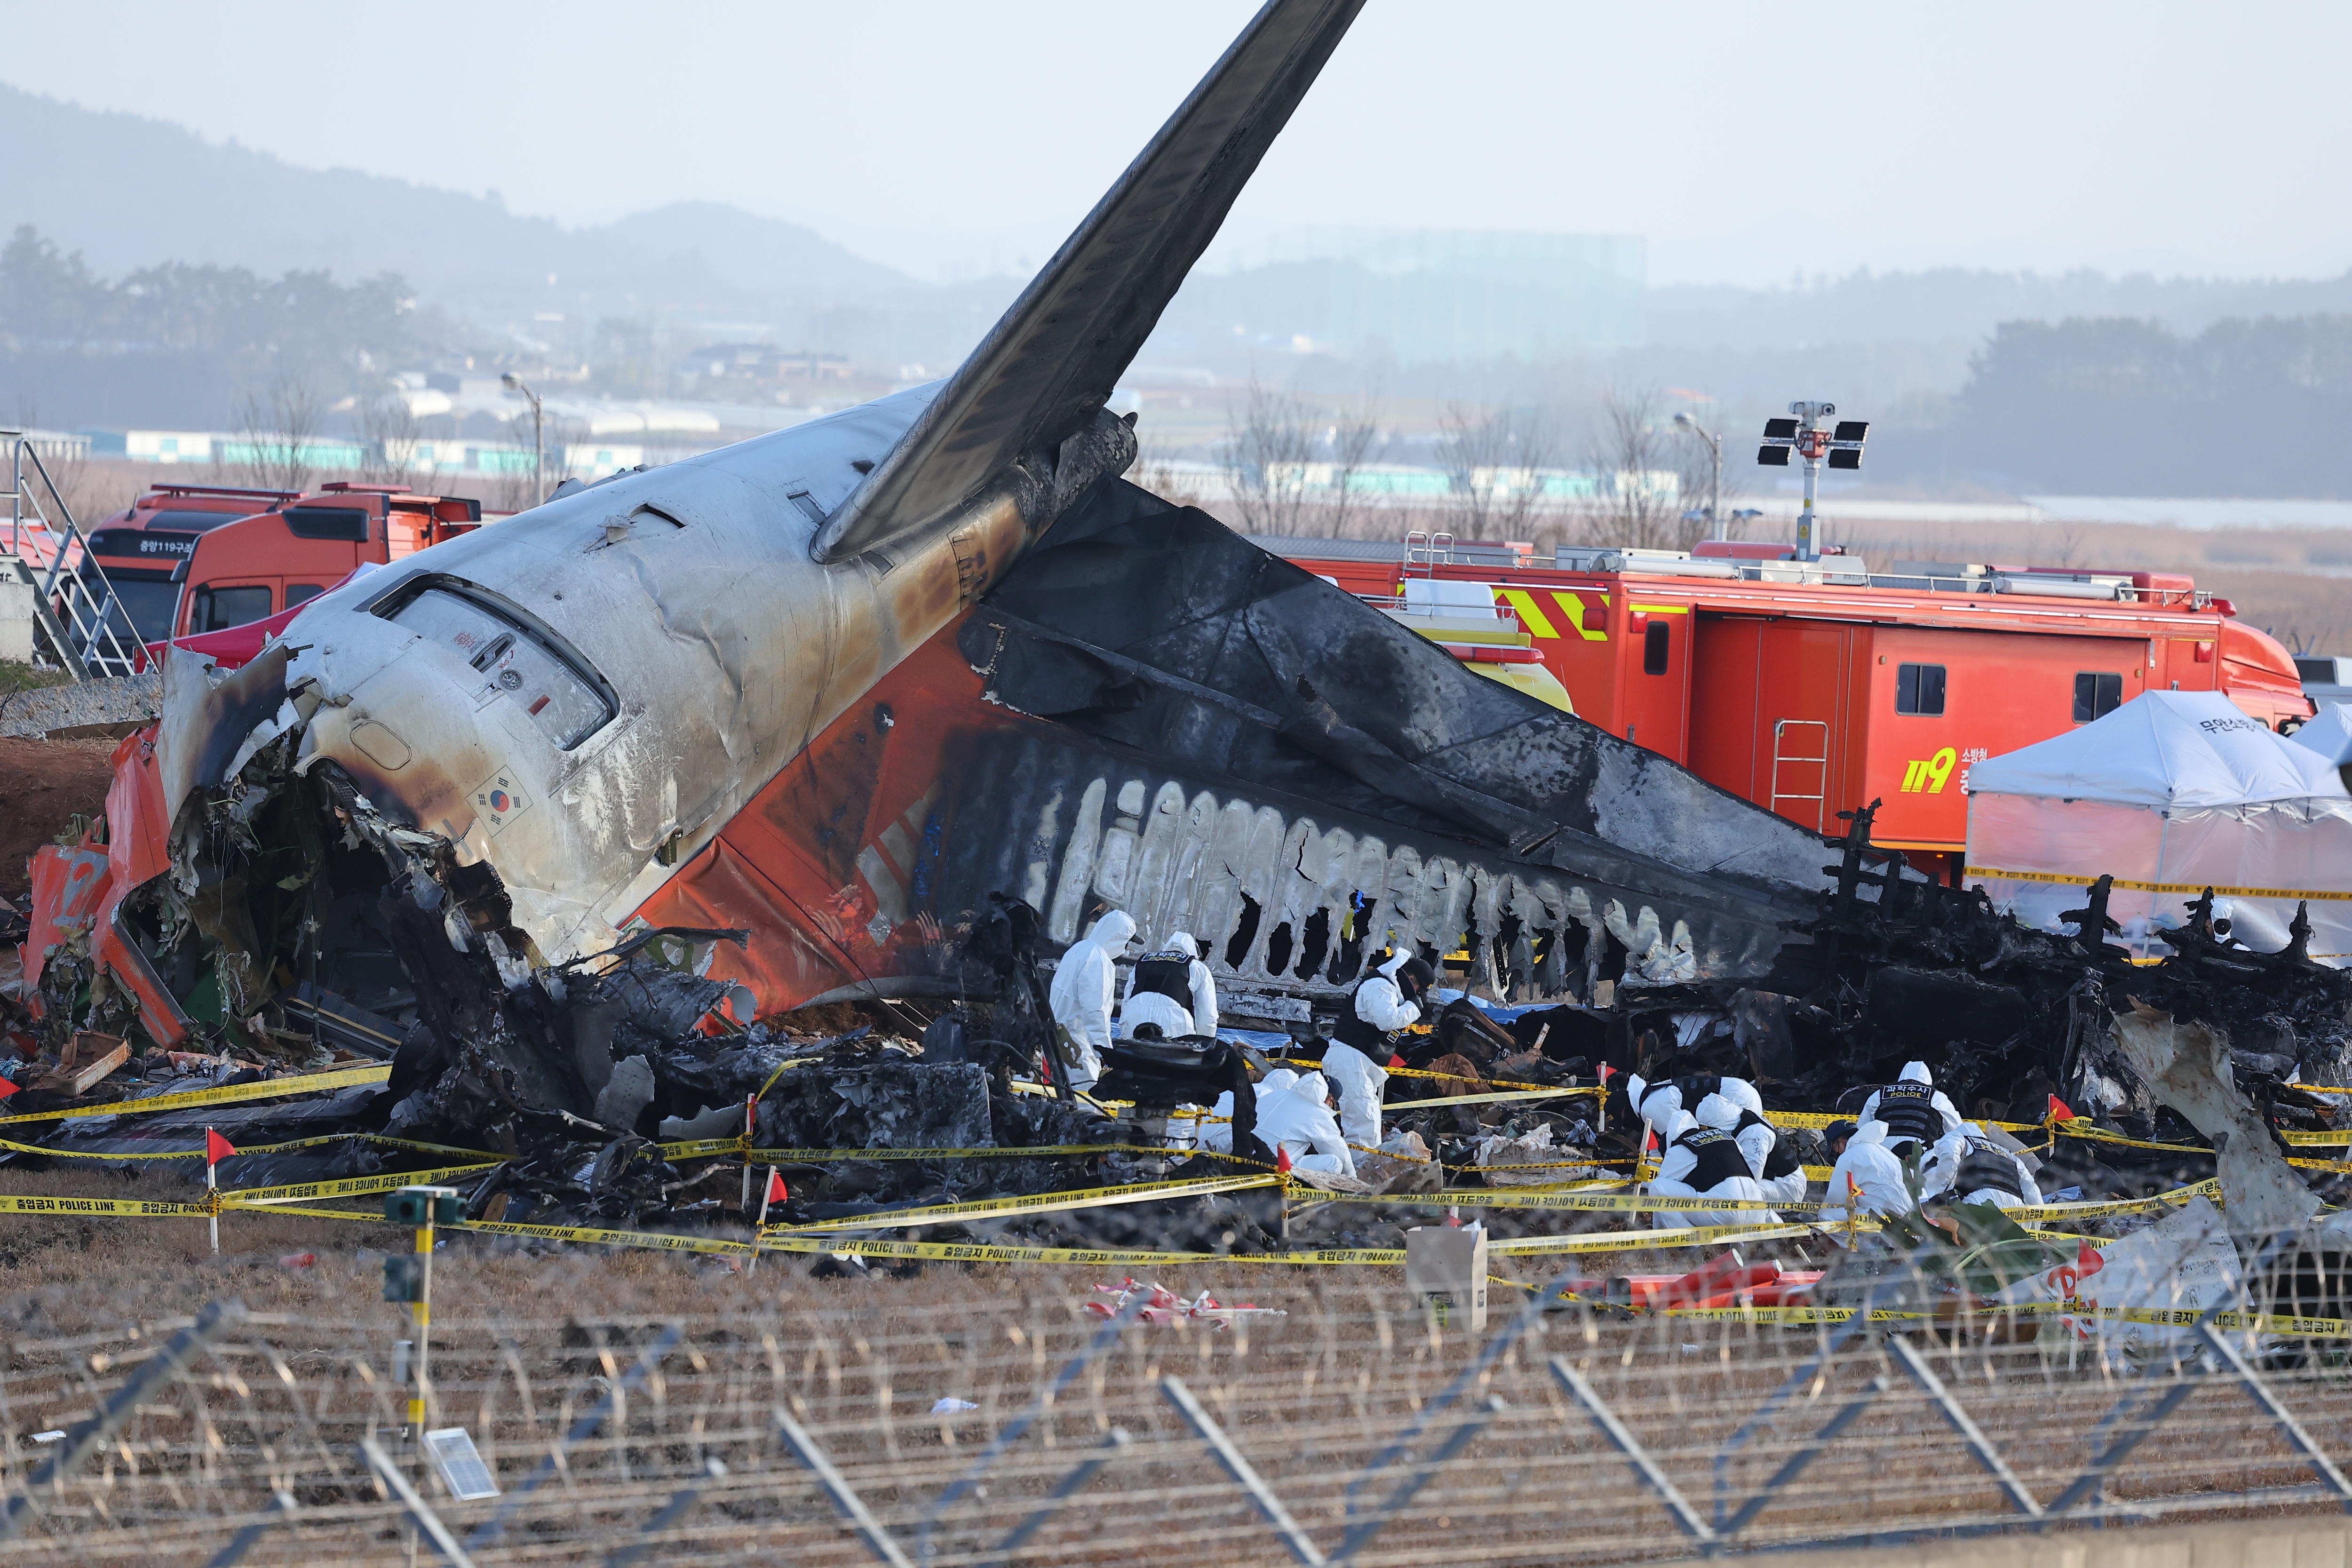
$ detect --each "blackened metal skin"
[952,478,1832,988]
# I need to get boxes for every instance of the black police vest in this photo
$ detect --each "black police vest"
[1131,954,1192,1005]
[1736,1109,1799,1180]
[1333,977,1404,1056]
[1954,1142,2025,1199]
[1871,1082,1943,1146]
[1674,1127,1751,1190]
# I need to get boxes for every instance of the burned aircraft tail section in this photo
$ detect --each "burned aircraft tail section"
[814,0,1365,565]
[633,478,1832,1016]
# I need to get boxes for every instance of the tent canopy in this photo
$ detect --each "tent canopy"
[2290,704,2352,768]
[1967,690,2346,809]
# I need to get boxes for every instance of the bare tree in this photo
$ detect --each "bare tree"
[355,387,423,486]
[1437,401,1551,541]
[1222,380,1318,534]
[230,374,326,494]
[1323,386,1382,540]
[1590,387,1696,550]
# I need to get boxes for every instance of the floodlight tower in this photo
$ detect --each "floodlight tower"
[1757,402,1868,561]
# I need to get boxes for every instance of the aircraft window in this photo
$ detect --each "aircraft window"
[2074,672,2124,724]
[386,586,615,749]
[1642,620,1671,676]
[193,584,273,632]
[1895,662,1947,715]
[286,583,325,609]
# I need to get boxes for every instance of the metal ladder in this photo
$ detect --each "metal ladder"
[3,431,143,679]
[1767,718,1831,832]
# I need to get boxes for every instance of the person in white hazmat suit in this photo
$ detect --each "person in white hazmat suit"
[1856,1061,1963,1155]
[1320,950,1432,1151]
[1646,1093,1774,1228]
[1818,1118,1915,1238]
[1046,909,1136,1091]
[1924,1123,2043,1212]
[1250,1068,1354,1177]
[1626,1073,1801,1199]
[1119,931,1218,1040]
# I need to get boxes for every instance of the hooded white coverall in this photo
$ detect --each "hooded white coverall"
[1321,950,1418,1152]
[1119,930,1219,1040]
[1857,1060,1963,1149]
[1047,910,1136,1091]
[1254,1068,1354,1177]
[1924,1122,2044,1211]
[1628,1073,1778,1191]
[1820,1121,1915,1238]
[1647,1095,1775,1229]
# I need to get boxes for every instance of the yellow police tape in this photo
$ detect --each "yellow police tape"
[770,1172,1279,1235]
[0,1063,392,1125]
[225,1162,503,1207]
[1291,1058,1600,1098]
[656,1141,1277,1171]
[0,1194,216,1218]
[0,1128,499,1164]
[1963,864,2352,903]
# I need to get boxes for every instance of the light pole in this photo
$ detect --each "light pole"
[1757,402,1868,561]
[1672,412,1724,541]
[501,373,545,505]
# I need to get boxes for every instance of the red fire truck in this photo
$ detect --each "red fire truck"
[166,482,483,638]
[1266,533,2314,880]
[80,484,302,643]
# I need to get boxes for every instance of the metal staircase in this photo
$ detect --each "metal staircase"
[2,431,143,679]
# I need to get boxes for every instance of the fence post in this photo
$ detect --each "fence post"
[359,1437,476,1567]
[776,1407,915,1568]
[1549,1356,1716,1543]
[977,1427,1131,1568]
[467,1321,683,1550]
[1343,1271,1581,1514]
[919,1291,1146,1562]
[0,1297,247,1537]
[1163,1376,1327,1567]
[2194,1321,2352,1507]
[606,1458,727,1568]
[1333,1396,1504,1562]
[1884,1336,2042,1518]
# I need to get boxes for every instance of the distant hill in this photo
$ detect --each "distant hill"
[0,84,925,333]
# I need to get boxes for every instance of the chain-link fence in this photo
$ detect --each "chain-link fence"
[3,1250,2351,1567]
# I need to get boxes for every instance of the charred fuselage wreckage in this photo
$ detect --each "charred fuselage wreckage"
[12,0,2352,1241]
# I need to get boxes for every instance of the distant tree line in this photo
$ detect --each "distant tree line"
[1902,313,2352,497]
[0,225,441,428]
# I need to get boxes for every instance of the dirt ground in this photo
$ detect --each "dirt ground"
[0,1161,1413,1339]
[0,734,117,901]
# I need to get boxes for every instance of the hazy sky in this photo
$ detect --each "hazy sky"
[8,0,2350,289]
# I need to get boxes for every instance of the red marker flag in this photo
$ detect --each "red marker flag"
[1276,1146,1293,1174]
[2047,1095,2078,1123]
[0,1075,18,1100]
[205,1129,237,1165]
[1388,1053,1406,1070]
[767,1170,789,1205]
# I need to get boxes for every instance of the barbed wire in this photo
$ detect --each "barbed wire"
[0,1263,2348,1566]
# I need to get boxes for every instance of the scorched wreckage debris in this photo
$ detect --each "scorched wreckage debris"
[7,0,2351,1242]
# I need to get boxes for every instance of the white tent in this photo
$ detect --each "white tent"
[1966,691,2352,963]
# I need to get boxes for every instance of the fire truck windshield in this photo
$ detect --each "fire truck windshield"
[95,578,184,644]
